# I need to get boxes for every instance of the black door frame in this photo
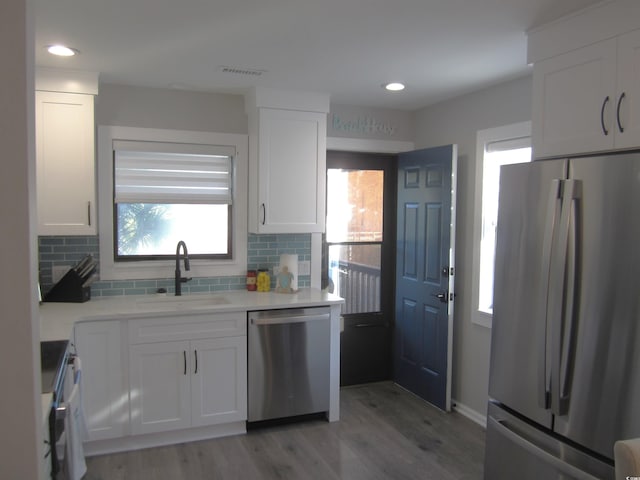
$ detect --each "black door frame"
[325,150,397,385]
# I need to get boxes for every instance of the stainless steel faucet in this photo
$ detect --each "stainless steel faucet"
[175,240,191,296]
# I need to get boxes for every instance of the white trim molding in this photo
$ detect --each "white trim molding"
[471,121,531,329]
[327,136,414,153]
[36,67,99,95]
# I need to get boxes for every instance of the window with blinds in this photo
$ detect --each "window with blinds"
[113,141,234,260]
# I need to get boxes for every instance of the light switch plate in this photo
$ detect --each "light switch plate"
[298,261,310,276]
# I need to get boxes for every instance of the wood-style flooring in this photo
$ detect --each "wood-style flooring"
[84,382,486,480]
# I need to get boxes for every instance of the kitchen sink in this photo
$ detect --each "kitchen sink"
[135,294,230,311]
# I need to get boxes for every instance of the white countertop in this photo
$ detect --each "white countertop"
[40,288,344,341]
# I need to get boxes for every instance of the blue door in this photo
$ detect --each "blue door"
[394,145,457,411]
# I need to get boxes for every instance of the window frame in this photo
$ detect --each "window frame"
[471,121,531,328]
[97,126,248,281]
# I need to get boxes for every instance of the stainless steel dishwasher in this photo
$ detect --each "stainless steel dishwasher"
[248,307,331,422]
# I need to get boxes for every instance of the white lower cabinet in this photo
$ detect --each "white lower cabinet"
[129,336,247,435]
[127,312,247,436]
[129,340,191,435]
[190,337,247,427]
[74,321,126,441]
[74,311,248,453]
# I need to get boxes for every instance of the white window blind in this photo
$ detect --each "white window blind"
[113,140,234,204]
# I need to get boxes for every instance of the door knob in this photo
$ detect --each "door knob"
[432,292,448,304]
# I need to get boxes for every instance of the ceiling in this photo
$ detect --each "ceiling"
[34,0,602,111]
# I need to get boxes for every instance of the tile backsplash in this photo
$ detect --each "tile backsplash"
[39,234,311,297]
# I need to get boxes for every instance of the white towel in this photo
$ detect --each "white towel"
[64,381,87,480]
[57,356,87,480]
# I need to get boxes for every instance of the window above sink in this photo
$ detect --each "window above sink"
[97,126,248,281]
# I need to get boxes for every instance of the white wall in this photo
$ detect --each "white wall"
[328,104,414,142]
[96,83,247,133]
[0,0,42,477]
[413,74,533,418]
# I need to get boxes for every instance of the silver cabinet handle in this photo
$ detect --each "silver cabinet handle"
[194,350,198,374]
[261,203,266,225]
[87,201,91,226]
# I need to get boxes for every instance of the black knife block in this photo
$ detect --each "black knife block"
[44,269,91,303]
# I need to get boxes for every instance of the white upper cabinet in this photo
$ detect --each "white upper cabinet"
[615,29,640,150]
[532,39,617,158]
[528,1,640,158]
[246,88,329,234]
[36,69,98,235]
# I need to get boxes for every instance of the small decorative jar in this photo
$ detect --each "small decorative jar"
[246,270,257,291]
[257,269,271,292]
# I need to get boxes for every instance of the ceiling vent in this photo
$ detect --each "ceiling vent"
[218,66,266,77]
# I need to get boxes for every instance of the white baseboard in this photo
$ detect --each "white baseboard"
[83,421,246,456]
[452,399,487,428]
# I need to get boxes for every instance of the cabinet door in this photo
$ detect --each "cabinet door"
[254,108,326,233]
[35,91,96,235]
[74,321,126,441]
[532,39,617,158]
[190,337,247,427]
[615,28,640,149]
[129,341,191,434]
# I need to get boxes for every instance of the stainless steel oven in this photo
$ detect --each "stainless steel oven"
[41,340,70,478]
[248,307,331,423]
[41,341,84,479]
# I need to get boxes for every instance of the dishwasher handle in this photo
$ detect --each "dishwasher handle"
[250,309,331,326]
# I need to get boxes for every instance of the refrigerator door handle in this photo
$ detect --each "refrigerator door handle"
[488,416,601,480]
[539,179,563,410]
[558,179,581,414]
[549,179,581,416]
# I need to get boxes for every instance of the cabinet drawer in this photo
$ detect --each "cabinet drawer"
[129,312,246,344]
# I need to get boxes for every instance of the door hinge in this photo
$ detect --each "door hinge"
[442,267,454,277]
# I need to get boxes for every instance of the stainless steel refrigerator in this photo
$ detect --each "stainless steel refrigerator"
[484,152,640,479]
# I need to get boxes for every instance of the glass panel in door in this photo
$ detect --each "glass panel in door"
[325,151,396,387]
[328,244,381,314]
[326,168,383,315]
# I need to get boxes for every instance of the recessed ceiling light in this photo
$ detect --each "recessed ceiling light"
[46,45,79,57]
[384,82,405,92]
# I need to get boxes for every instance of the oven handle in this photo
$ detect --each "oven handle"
[55,355,82,421]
